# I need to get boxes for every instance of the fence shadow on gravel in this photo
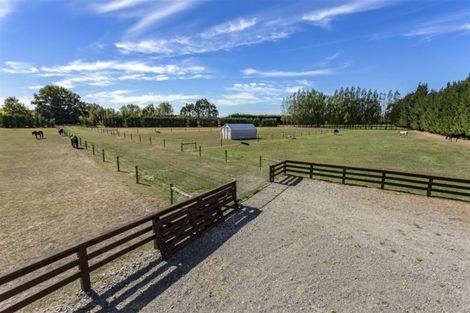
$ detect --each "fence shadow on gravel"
[278,176,303,187]
[70,205,261,313]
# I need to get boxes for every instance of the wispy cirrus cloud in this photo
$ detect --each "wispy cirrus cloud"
[214,80,313,106]
[303,0,391,27]
[116,1,395,57]
[86,89,200,106]
[116,16,295,55]
[92,0,200,35]
[2,59,209,88]
[2,61,38,74]
[242,68,333,78]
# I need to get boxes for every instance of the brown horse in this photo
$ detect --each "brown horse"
[445,133,464,142]
[32,130,44,139]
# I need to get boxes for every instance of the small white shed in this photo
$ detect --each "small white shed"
[220,123,257,140]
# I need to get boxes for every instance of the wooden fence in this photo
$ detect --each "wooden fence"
[269,160,470,201]
[0,181,237,312]
[290,124,400,130]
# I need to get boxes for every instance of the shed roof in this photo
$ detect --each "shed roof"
[222,123,256,130]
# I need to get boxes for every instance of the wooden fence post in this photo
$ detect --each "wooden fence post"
[79,137,82,147]
[85,141,88,150]
[149,136,152,145]
[283,161,287,175]
[77,245,91,291]
[309,164,313,179]
[199,145,202,157]
[92,144,95,155]
[170,183,174,204]
[139,134,141,142]
[102,149,105,162]
[225,150,227,163]
[163,139,166,148]
[427,177,433,197]
[259,156,262,171]
[381,171,386,189]
[124,132,126,138]
[220,138,223,147]
[135,166,139,184]
[269,165,274,182]
[152,218,159,250]
[181,143,183,152]
[342,168,346,184]
[116,156,120,172]
[130,133,133,140]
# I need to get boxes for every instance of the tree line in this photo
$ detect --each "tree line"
[0,85,281,128]
[386,75,470,136]
[281,87,400,125]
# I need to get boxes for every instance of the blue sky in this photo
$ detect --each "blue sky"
[0,0,469,116]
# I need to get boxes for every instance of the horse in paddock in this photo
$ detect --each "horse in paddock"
[445,133,464,142]
[70,135,79,149]
[58,128,65,136]
[154,129,161,134]
[399,130,408,136]
[32,130,43,139]
[334,129,339,134]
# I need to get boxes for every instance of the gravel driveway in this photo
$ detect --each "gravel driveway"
[42,178,470,313]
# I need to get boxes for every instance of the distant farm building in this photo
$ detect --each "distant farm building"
[220,123,257,140]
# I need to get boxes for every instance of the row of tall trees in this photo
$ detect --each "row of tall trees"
[386,76,470,135]
[282,87,400,125]
[0,85,220,127]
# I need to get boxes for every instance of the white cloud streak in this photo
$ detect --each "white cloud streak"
[2,61,38,74]
[3,59,209,88]
[86,90,199,106]
[303,0,390,27]
[404,23,470,39]
[242,68,333,78]
[93,0,147,13]
[0,0,14,19]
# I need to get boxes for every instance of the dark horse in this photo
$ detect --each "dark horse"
[445,133,464,142]
[32,130,44,139]
[58,128,65,136]
[70,135,79,149]
[334,129,339,134]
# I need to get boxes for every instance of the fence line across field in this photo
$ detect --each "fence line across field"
[269,160,470,202]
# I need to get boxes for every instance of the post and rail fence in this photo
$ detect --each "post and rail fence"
[269,160,470,201]
[0,181,237,313]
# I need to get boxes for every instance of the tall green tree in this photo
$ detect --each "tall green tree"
[32,85,85,124]
[2,97,32,116]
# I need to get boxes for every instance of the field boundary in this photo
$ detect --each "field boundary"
[269,160,470,202]
[0,181,237,312]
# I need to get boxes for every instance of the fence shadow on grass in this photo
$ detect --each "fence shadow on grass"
[72,204,262,313]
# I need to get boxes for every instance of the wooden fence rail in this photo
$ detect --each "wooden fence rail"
[0,181,237,313]
[291,124,400,130]
[269,160,470,201]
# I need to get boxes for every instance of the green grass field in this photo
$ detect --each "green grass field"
[65,126,470,202]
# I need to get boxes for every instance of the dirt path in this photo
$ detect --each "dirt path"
[412,130,470,146]
[40,178,470,313]
[0,129,157,272]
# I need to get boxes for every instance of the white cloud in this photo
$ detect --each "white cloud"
[27,85,43,90]
[86,90,199,106]
[201,18,257,38]
[242,68,333,78]
[117,28,295,55]
[3,59,208,88]
[303,0,389,27]
[93,0,147,13]
[0,0,14,19]
[92,0,200,35]
[404,23,470,39]
[2,61,38,74]
[214,81,314,107]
